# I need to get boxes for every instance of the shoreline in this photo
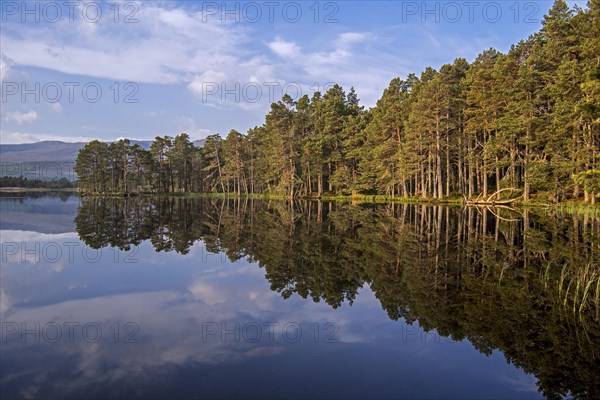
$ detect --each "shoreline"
[0,187,79,192]
[73,191,599,209]
[2,187,597,211]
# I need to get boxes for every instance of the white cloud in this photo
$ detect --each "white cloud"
[268,39,302,58]
[0,231,81,269]
[0,0,442,117]
[500,373,539,393]
[5,110,39,125]
[186,60,278,110]
[49,102,64,114]
[0,4,392,109]
[0,289,11,315]
[0,54,10,81]
[175,116,213,140]
[187,70,229,99]
[0,3,253,85]
[80,125,128,135]
[266,32,400,105]
[0,230,78,244]
[336,32,374,47]
[0,130,96,144]
[188,281,228,305]
[146,110,165,118]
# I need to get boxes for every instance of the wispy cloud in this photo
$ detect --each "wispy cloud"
[5,110,39,125]
[1,3,254,85]
[175,116,213,140]
[0,130,96,144]
[268,38,302,58]
[49,102,64,115]
[0,53,10,81]
[2,3,404,109]
[266,32,400,105]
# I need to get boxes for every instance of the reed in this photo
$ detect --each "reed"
[553,202,600,219]
[556,261,600,321]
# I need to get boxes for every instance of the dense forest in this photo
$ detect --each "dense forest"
[0,176,75,189]
[75,197,600,398]
[76,0,600,203]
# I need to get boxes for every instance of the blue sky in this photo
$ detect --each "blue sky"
[0,0,586,144]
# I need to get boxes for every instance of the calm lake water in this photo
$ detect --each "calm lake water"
[1,194,599,399]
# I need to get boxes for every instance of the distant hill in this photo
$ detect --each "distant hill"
[0,139,206,180]
[0,141,87,162]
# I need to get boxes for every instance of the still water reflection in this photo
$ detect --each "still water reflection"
[1,195,599,399]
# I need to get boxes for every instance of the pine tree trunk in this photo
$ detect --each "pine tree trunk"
[421,163,426,198]
[327,163,332,192]
[495,160,500,193]
[318,173,323,197]
[307,165,312,196]
[482,162,488,198]
[510,148,517,187]
[524,144,530,202]
[458,152,463,194]
[468,143,474,197]
[445,140,451,197]
[429,152,434,198]
[436,131,443,199]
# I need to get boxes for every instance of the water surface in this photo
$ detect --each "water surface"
[1,195,599,399]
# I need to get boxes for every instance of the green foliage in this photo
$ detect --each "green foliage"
[0,176,74,189]
[573,169,600,194]
[75,134,205,194]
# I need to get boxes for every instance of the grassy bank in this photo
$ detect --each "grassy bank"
[551,201,600,218]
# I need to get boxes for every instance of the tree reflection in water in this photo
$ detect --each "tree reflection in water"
[75,197,600,399]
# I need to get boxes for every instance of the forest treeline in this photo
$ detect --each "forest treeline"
[0,176,75,189]
[75,1,600,203]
